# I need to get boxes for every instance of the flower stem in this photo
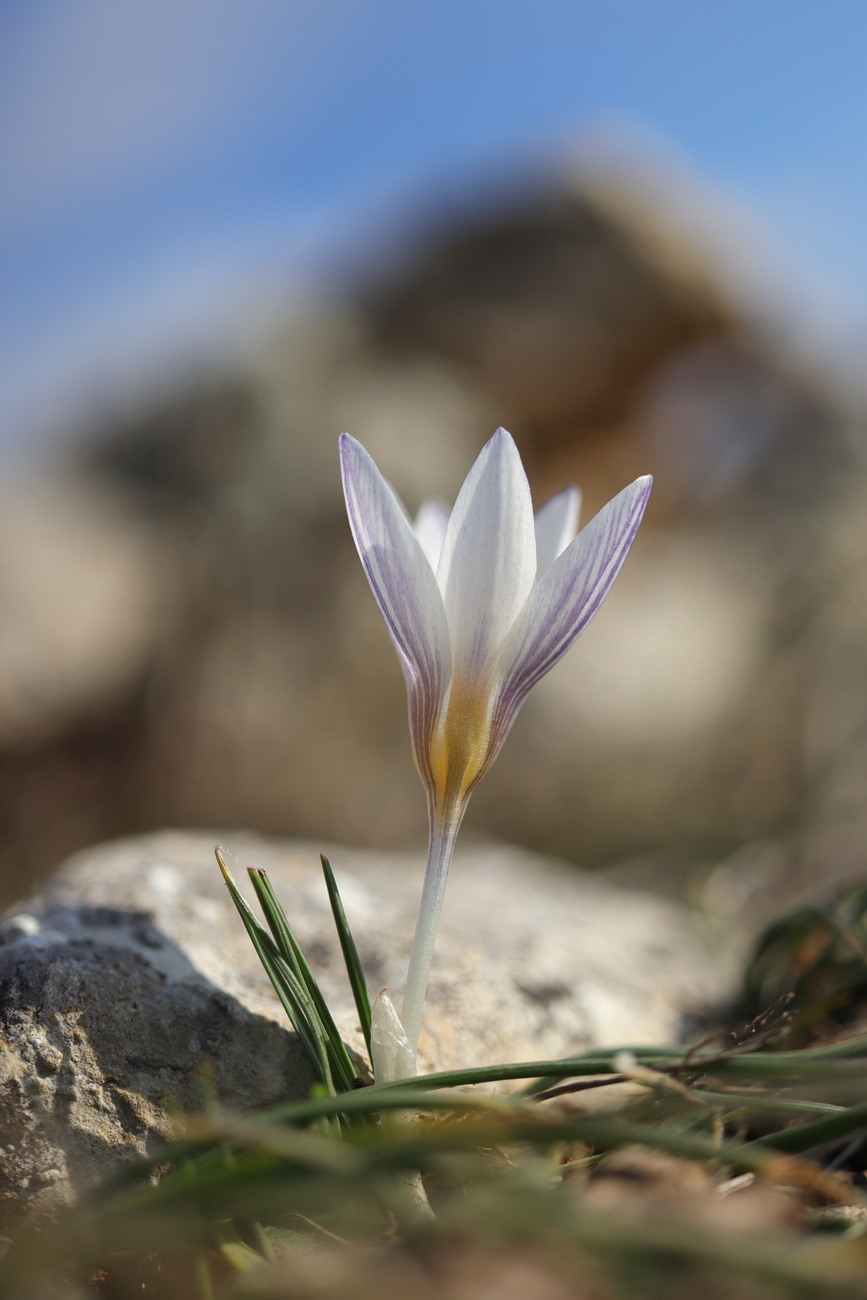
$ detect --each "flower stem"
[401,807,463,1058]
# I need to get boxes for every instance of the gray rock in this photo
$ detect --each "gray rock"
[0,829,735,1229]
[0,902,315,1231]
[1,171,857,905]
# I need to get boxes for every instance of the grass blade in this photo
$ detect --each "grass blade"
[741,1097,867,1155]
[216,849,334,1094]
[248,867,358,1092]
[321,853,372,1055]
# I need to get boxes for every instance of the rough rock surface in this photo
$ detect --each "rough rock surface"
[0,829,736,1229]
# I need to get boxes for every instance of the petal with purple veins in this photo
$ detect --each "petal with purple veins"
[436,428,536,679]
[492,475,652,739]
[339,434,452,773]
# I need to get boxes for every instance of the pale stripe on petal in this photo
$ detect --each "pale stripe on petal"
[339,434,452,779]
[413,498,450,572]
[436,428,536,679]
[534,485,581,580]
[492,475,652,741]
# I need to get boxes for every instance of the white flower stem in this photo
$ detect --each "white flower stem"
[400,806,463,1057]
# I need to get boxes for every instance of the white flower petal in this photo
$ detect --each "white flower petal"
[534,486,581,580]
[493,475,652,734]
[340,434,452,772]
[413,498,450,572]
[370,988,416,1082]
[436,428,536,678]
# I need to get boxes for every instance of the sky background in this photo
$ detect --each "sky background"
[3,0,867,458]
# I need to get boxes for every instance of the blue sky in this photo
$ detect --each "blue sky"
[2,0,867,453]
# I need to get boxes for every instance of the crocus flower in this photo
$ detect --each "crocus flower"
[340,427,651,1066]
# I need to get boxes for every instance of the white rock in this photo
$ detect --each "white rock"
[0,829,736,1228]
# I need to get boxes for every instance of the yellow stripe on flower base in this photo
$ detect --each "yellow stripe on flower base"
[427,673,497,814]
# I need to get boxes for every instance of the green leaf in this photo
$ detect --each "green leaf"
[216,848,335,1093]
[741,1096,867,1156]
[219,1240,264,1274]
[321,853,372,1055]
[248,867,358,1092]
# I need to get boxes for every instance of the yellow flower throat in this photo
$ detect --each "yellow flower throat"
[426,672,495,812]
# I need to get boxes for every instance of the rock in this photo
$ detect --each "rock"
[366,176,734,439]
[0,475,163,747]
[0,903,316,1232]
[0,168,858,902]
[0,829,735,1229]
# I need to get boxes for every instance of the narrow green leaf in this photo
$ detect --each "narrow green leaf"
[321,853,372,1055]
[115,1091,784,1183]
[741,1097,867,1155]
[220,1240,264,1274]
[365,1040,867,1095]
[688,1090,847,1117]
[248,867,358,1092]
[196,1254,216,1300]
[216,849,334,1093]
[519,1074,569,1096]
[266,951,338,1096]
[246,866,308,981]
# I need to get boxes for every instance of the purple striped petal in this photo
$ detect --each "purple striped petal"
[492,475,652,740]
[534,485,581,580]
[340,434,451,778]
[436,428,536,680]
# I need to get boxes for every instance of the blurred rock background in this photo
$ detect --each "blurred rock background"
[0,161,864,923]
[4,4,867,926]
